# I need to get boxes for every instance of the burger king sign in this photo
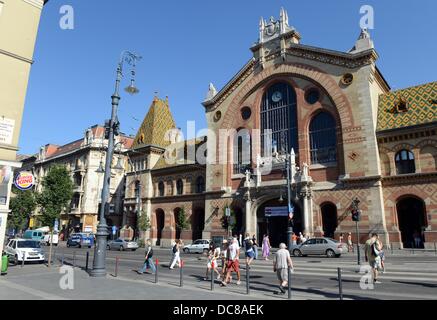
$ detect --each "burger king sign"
[14,171,35,191]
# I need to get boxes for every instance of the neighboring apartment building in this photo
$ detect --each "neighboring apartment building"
[17,125,133,237]
[122,9,436,249]
[0,0,48,249]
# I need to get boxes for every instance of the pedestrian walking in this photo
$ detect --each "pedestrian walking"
[413,231,422,248]
[339,233,344,243]
[273,243,294,295]
[243,233,250,251]
[262,234,271,260]
[169,239,182,269]
[245,238,255,267]
[301,233,307,243]
[205,242,221,280]
[220,239,229,279]
[252,234,258,260]
[347,232,353,252]
[221,238,241,286]
[292,233,297,245]
[365,233,382,284]
[137,239,156,274]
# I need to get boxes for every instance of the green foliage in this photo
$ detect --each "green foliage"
[8,186,37,231]
[176,207,189,231]
[37,164,74,227]
[138,210,151,231]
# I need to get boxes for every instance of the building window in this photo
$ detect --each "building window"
[233,129,251,174]
[158,181,165,197]
[395,150,415,174]
[309,112,337,164]
[196,176,205,193]
[261,82,298,155]
[241,107,252,120]
[305,88,320,105]
[176,179,183,195]
[71,193,80,210]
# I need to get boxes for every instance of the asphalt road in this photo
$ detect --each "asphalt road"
[37,244,437,300]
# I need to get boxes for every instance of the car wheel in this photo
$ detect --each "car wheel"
[183,248,189,253]
[119,246,124,251]
[326,249,335,258]
[132,249,137,252]
[293,249,302,257]
[78,244,82,248]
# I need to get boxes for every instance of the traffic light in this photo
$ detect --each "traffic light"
[351,209,361,222]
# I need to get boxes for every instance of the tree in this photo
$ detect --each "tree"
[8,187,37,231]
[138,209,151,231]
[176,207,189,231]
[37,164,74,227]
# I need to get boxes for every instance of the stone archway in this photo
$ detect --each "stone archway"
[191,208,205,241]
[396,196,427,248]
[155,209,165,246]
[320,202,338,238]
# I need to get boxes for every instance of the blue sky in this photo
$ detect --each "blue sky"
[19,0,437,155]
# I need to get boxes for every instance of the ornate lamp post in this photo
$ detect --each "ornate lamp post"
[90,51,141,277]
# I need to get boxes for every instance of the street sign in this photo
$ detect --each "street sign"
[265,206,289,217]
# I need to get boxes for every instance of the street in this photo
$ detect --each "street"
[1,244,436,300]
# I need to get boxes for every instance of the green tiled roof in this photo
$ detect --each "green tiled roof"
[377,81,437,131]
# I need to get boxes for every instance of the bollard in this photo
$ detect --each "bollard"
[179,260,184,287]
[115,256,119,277]
[155,258,159,284]
[434,242,436,255]
[21,252,25,268]
[246,262,250,295]
[85,251,89,271]
[73,251,76,268]
[287,266,292,299]
[391,244,394,255]
[210,264,214,291]
[338,268,343,300]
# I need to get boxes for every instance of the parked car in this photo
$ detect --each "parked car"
[107,239,138,251]
[67,233,94,248]
[290,237,343,258]
[42,232,59,246]
[182,239,210,254]
[5,239,45,265]
[23,230,44,242]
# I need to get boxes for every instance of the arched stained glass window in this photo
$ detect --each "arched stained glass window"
[261,82,298,155]
[309,112,337,164]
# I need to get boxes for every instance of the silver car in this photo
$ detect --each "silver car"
[182,239,210,254]
[107,238,139,251]
[291,237,343,258]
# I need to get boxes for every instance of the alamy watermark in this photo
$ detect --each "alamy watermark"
[59,5,74,30]
[59,265,74,290]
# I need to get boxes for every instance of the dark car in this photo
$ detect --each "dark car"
[66,233,94,248]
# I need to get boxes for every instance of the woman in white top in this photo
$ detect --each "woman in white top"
[205,242,221,280]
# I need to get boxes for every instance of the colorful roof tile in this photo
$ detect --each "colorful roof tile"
[132,97,177,149]
[377,81,437,132]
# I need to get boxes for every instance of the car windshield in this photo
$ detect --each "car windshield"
[17,240,41,248]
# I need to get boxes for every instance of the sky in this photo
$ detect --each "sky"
[19,0,437,155]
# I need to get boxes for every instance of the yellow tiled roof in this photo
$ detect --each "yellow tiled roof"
[377,81,437,131]
[132,97,177,149]
[153,138,206,170]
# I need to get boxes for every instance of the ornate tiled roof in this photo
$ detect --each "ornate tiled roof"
[132,97,177,149]
[377,81,437,132]
[152,138,206,170]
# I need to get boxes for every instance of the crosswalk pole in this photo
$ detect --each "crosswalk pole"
[246,262,250,295]
[155,258,159,284]
[287,266,291,299]
[338,267,343,300]
[180,259,184,287]
[211,264,214,291]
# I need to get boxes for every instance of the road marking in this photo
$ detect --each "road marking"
[0,278,68,300]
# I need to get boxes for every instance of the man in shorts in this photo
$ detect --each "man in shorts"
[365,233,382,284]
[273,243,294,294]
[221,238,241,286]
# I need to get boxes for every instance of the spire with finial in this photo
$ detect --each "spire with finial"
[259,17,265,42]
[204,82,217,102]
[349,28,374,53]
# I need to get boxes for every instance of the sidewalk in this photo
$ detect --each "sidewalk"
[0,264,325,300]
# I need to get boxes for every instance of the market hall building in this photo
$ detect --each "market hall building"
[124,9,436,249]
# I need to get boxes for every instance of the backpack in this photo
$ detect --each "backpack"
[172,244,177,254]
[371,243,379,257]
[146,248,153,259]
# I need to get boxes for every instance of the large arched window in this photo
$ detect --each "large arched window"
[395,150,415,174]
[309,112,337,164]
[196,176,205,193]
[158,181,165,197]
[233,129,251,174]
[176,179,183,195]
[261,82,298,155]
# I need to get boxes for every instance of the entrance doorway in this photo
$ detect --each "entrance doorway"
[155,209,165,245]
[191,208,205,241]
[321,202,338,238]
[257,199,302,248]
[396,197,427,248]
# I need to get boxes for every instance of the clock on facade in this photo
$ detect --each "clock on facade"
[271,91,282,102]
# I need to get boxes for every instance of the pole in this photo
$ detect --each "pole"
[180,259,184,287]
[356,221,361,265]
[434,242,436,255]
[286,154,293,250]
[155,258,159,284]
[287,266,291,299]
[210,264,214,291]
[115,256,119,277]
[246,262,250,295]
[61,252,64,266]
[21,252,25,268]
[48,230,53,268]
[73,251,76,268]
[337,267,343,300]
[85,251,89,271]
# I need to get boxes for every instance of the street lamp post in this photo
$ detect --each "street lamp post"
[90,51,141,277]
[351,197,361,266]
[279,132,293,249]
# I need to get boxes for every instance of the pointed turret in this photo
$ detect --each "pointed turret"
[259,17,265,43]
[204,82,218,102]
[349,28,374,53]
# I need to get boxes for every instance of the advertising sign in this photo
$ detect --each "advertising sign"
[14,171,35,191]
[265,206,289,217]
[0,117,15,145]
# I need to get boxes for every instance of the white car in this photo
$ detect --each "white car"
[5,239,45,265]
[42,232,59,246]
[182,239,210,253]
